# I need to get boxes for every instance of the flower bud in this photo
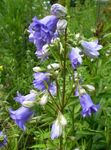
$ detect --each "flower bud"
[47,63,60,70]
[79,87,86,95]
[84,84,95,92]
[50,3,67,18]
[39,93,48,105]
[57,19,67,34]
[59,112,67,126]
[22,101,35,108]
[33,67,42,72]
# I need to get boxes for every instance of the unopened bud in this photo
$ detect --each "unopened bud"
[22,101,35,108]
[33,67,42,72]
[47,63,60,70]
[50,3,67,18]
[39,93,48,105]
[58,112,67,126]
[84,84,95,92]
[57,19,67,34]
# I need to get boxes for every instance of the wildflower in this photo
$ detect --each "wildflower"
[56,19,67,34]
[50,3,67,18]
[28,15,58,52]
[35,44,49,60]
[51,119,62,140]
[14,90,37,105]
[48,82,57,96]
[51,112,67,140]
[81,40,103,58]
[69,47,82,69]
[0,131,7,148]
[33,72,50,91]
[79,93,99,117]
[9,106,33,131]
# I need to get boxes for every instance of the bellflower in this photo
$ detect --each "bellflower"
[51,112,67,140]
[69,47,82,69]
[33,72,50,91]
[14,90,37,105]
[0,131,7,148]
[81,40,103,58]
[35,44,49,60]
[9,106,33,131]
[48,82,57,96]
[56,19,67,35]
[28,15,58,52]
[50,3,67,18]
[51,119,62,140]
[79,93,99,117]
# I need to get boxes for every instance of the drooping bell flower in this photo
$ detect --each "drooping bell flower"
[50,3,67,18]
[56,19,67,35]
[51,112,67,140]
[0,131,7,148]
[33,72,50,91]
[81,40,103,58]
[28,15,58,52]
[14,90,37,105]
[69,47,82,69]
[9,106,33,131]
[79,93,99,117]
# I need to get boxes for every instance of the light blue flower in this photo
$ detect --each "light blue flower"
[28,15,58,58]
[0,131,7,148]
[51,112,67,140]
[69,47,82,69]
[81,40,103,58]
[14,91,37,105]
[79,93,99,117]
[51,119,62,140]
[48,82,57,96]
[33,72,50,91]
[9,106,33,131]
[50,3,67,18]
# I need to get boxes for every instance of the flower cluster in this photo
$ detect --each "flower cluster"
[8,3,103,142]
[28,3,67,60]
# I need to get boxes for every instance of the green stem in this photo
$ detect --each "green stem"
[59,136,63,150]
[61,28,67,112]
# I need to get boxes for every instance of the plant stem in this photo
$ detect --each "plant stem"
[61,27,67,112]
[59,136,63,150]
